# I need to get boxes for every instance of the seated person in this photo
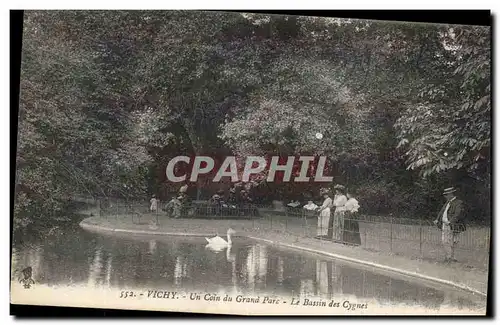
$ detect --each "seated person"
[164,196,182,219]
[177,192,194,217]
[240,190,253,203]
[303,200,319,211]
[227,187,238,208]
[210,190,225,204]
[209,190,225,215]
[302,200,319,219]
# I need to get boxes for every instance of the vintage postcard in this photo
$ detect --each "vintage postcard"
[11,10,490,316]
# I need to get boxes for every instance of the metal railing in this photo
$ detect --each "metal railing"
[95,201,490,270]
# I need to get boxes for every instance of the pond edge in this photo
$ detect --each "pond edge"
[79,218,487,298]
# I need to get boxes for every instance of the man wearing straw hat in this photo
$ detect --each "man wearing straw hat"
[433,187,466,263]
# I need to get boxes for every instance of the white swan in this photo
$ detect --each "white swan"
[205,228,236,249]
[205,237,236,262]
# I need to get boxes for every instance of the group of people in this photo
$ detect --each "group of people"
[209,186,254,207]
[150,184,258,219]
[208,186,258,217]
[304,184,361,246]
[150,182,468,263]
[305,184,468,263]
[150,185,190,219]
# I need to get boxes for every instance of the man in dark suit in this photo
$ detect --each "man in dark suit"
[433,187,466,263]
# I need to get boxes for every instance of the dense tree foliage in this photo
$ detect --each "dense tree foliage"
[14,11,491,236]
[395,26,490,179]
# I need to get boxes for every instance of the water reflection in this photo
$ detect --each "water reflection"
[88,246,103,287]
[245,245,256,290]
[174,256,188,286]
[276,257,284,285]
[149,240,157,255]
[257,245,267,286]
[316,261,328,297]
[105,253,113,287]
[300,279,315,300]
[11,228,485,312]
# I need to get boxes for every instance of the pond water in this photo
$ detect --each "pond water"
[11,225,485,313]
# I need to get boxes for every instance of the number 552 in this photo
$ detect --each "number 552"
[120,291,133,298]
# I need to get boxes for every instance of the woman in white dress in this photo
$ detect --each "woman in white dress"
[331,185,348,242]
[316,189,333,239]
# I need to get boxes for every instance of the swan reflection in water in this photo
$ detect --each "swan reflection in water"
[204,228,237,290]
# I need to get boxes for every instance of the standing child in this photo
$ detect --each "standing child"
[150,195,158,213]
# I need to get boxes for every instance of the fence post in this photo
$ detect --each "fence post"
[390,216,393,253]
[363,221,367,247]
[362,270,366,296]
[419,218,423,258]
[388,278,392,303]
[303,210,307,238]
[156,202,159,225]
[320,215,323,242]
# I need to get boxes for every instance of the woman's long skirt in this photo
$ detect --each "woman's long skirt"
[317,208,330,236]
[332,210,345,242]
[342,212,361,245]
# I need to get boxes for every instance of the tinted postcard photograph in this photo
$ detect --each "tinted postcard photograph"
[10,10,491,316]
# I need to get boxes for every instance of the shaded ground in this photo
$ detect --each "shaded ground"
[79,210,489,296]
